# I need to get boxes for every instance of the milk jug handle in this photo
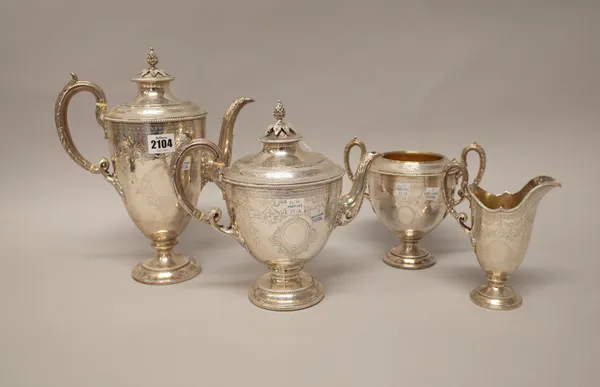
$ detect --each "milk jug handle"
[460,142,487,188]
[442,160,474,233]
[170,139,243,243]
[54,74,124,198]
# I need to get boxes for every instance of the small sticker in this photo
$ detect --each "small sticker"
[147,133,175,154]
[425,187,440,201]
[182,156,192,171]
[310,205,325,223]
[287,198,305,215]
[395,182,410,197]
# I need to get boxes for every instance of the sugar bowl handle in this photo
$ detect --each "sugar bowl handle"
[170,139,244,244]
[54,73,124,198]
[343,137,370,200]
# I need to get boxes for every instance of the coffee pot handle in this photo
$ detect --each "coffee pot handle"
[54,73,124,198]
[170,139,244,245]
[343,137,370,199]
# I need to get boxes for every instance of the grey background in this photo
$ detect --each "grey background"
[1,0,598,386]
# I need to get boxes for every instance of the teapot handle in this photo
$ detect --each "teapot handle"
[343,137,370,200]
[170,139,243,244]
[54,73,124,198]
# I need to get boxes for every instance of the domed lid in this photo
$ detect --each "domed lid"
[221,101,344,187]
[103,48,206,123]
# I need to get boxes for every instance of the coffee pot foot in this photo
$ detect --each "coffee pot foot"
[132,254,201,285]
[249,269,324,311]
[469,282,523,311]
[383,242,436,270]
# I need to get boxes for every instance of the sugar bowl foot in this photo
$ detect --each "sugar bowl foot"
[383,241,436,270]
[469,275,523,311]
[131,239,201,285]
[249,266,324,311]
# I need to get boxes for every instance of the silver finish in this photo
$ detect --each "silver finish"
[171,101,381,311]
[442,145,561,310]
[54,47,251,285]
[344,139,485,269]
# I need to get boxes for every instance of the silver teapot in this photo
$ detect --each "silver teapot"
[170,101,380,311]
[54,48,252,285]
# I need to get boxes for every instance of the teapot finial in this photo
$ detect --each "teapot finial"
[146,47,159,69]
[273,100,286,121]
[262,100,298,140]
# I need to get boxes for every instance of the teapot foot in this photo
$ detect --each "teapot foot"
[383,245,436,270]
[249,270,324,311]
[131,254,201,285]
[470,284,522,311]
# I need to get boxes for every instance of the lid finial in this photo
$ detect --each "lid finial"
[273,100,286,121]
[146,47,159,68]
[134,46,174,82]
[262,100,300,141]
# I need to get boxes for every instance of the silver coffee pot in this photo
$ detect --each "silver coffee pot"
[54,48,252,285]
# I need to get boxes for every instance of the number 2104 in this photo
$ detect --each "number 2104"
[151,138,173,149]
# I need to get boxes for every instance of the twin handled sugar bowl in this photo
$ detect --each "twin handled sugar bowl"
[54,47,252,285]
[344,139,486,269]
[171,101,381,311]
[441,143,561,310]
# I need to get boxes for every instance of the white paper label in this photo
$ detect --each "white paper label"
[287,198,305,215]
[310,205,325,223]
[395,182,410,197]
[182,156,192,171]
[425,187,440,201]
[147,133,175,154]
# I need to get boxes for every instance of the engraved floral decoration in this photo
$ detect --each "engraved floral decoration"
[479,202,535,243]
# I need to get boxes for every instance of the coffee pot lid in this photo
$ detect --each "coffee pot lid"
[221,101,344,186]
[103,47,206,123]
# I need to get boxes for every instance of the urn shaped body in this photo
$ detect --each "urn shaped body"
[171,101,380,310]
[54,48,251,285]
[344,140,485,269]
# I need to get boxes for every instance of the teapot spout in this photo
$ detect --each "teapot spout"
[218,97,254,167]
[336,147,381,227]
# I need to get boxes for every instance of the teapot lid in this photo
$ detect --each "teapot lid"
[221,101,344,187]
[103,48,206,123]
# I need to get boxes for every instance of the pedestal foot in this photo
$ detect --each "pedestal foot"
[383,241,436,270]
[131,238,201,285]
[249,266,324,311]
[470,274,522,311]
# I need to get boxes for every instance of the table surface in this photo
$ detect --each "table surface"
[2,1,598,386]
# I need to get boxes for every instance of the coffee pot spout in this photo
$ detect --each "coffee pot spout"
[336,141,381,227]
[217,97,254,167]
